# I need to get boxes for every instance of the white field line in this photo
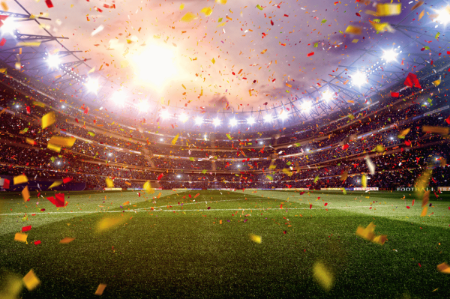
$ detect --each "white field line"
[0,205,388,216]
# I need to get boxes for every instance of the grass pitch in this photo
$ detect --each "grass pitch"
[1,189,450,298]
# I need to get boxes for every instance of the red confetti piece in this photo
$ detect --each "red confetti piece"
[63,177,73,184]
[0,38,6,47]
[307,52,315,57]
[309,204,312,209]
[45,0,54,8]
[22,225,32,232]
[391,92,399,98]
[324,203,328,206]
[34,240,41,246]
[406,206,410,209]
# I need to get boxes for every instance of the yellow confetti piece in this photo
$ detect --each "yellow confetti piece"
[13,175,28,185]
[376,3,401,16]
[398,128,410,138]
[105,178,114,188]
[59,237,75,244]
[216,0,227,4]
[356,222,375,241]
[16,42,41,47]
[48,136,76,147]
[226,133,232,140]
[361,174,367,188]
[345,25,362,35]
[22,186,30,202]
[96,218,126,233]
[0,271,23,299]
[433,79,441,87]
[211,58,215,64]
[123,201,130,206]
[47,143,61,153]
[26,138,37,146]
[14,233,28,243]
[23,270,40,291]
[249,234,262,244]
[200,7,213,16]
[1,2,8,11]
[179,3,184,10]
[95,284,107,295]
[351,39,359,43]
[422,126,449,135]
[375,145,385,152]
[143,181,155,194]
[437,262,450,274]
[181,12,197,22]
[171,134,179,145]
[217,22,226,27]
[418,9,425,21]
[313,261,334,291]
[41,112,56,129]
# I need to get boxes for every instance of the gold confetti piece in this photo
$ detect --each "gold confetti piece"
[96,218,126,233]
[14,233,28,243]
[0,271,23,299]
[171,134,179,145]
[200,7,213,16]
[47,143,61,153]
[361,174,367,188]
[26,138,37,146]
[179,4,184,10]
[249,234,262,244]
[313,261,334,291]
[356,222,376,241]
[105,177,114,188]
[22,186,30,202]
[433,79,441,87]
[418,9,425,21]
[422,126,449,135]
[372,235,387,245]
[59,237,75,244]
[13,175,28,185]
[341,171,348,181]
[48,136,76,147]
[216,0,227,4]
[23,270,40,291]
[211,58,215,64]
[95,283,107,295]
[16,42,41,47]
[41,112,56,129]
[48,181,62,190]
[375,144,385,152]
[376,3,401,16]
[143,181,155,194]
[398,128,410,138]
[181,12,197,22]
[437,262,450,274]
[420,206,428,217]
[1,2,8,11]
[123,201,130,206]
[412,1,424,11]
[369,21,394,33]
[351,39,359,43]
[0,68,6,73]
[345,25,362,35]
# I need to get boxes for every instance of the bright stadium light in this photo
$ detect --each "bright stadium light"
[111,91,126,107]
[264,114,273,123]
[352,72,367,87]
[301,101,312,112]
[137,101,149,112]
[435,7,450,25]
[1,18,16,35]
[247,117,256,125]
[85,78,100,94]
[213,118,221,127]
[322,90,334,102]
[179,113,189,123]
[160,110,170,120]
[229,118,238,126]
[195,116,203,125]
[46,55,61,68]
[279,110,289,120]
[382,49,398,63]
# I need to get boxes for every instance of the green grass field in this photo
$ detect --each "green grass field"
[1,189,450,298]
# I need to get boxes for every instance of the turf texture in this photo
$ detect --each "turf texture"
[0,189,450,298]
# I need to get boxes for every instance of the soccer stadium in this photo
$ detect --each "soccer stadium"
[0,0,450,298]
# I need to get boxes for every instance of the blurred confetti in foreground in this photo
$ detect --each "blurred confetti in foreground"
[313,261,334,291]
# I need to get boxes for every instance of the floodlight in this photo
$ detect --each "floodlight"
[352,72,367,87]
[85,78,99,94]
[137,101,149,112]
[213,118,221,126]
[264,114,273,123]
[1,18,16,35]
[382,49,398,62]
[195,117,203,125]
[322,90,334,102]
[435,7,450,25]
[160,110,170,119]
[247,117,256,125]
[229,118,238,126]
[46,55,61,68]
[111,91,126,107]
[301,101,312,112]
[179,113,189,123]
[279,110,289,120]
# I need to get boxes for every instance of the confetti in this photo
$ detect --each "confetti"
[249,234,262,244]
[41,112,56,129]
[95,284,107,295]
[13,175,28,185]
[23,270,40,291]
[59,237,75,244]
[313,261,334,291]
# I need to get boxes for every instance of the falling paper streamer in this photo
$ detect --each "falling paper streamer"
[364,156,375,175]
[23,270,40,291]
[48,181,62,189]
[313,262,334,291]
[422,126,449,136]
[105,177,114,188]
[41,112,56,129]
[48,136,76,147]
[95,284,107,295]
[59,237,75,244]
[249,234,262,244]
[14,233,28,243]
[437,263,450,274]
[171,134,179,145]
[96,217,126,233]
[13,175,28,185]
[91,25,104,36]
